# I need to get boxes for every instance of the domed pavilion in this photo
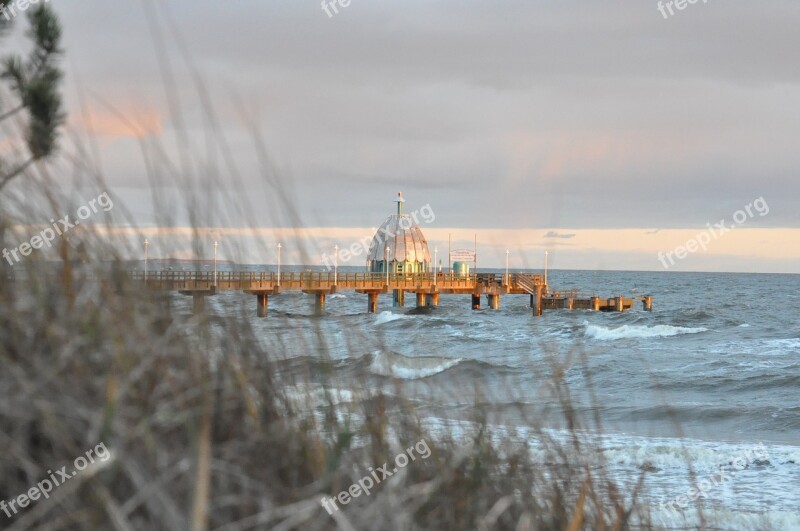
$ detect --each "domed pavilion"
[367,193,431,276]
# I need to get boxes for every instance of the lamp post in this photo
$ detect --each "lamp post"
[505,249,509,286]
[334,244,338,285]
[144,238,149,281]
[385,246,390,286]
[544,251,549,290]
[213,240,218,286]
[474,233,477,274]
[434,247,438,287]
[277,242,282,287]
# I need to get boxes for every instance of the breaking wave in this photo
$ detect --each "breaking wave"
[369,350,462,380]
[585,323,708,341]
[374,311,414,325]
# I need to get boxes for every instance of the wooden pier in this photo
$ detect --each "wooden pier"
[129,271,652,317]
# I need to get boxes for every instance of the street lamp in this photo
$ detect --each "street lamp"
[544,251,549,289]
[277,242,282,287]
[505,249,509,286]
[433,247,438,287]
[144,238,149,281]
[385,246,390,286]
[334,244,338,285]
[213,240,218,286]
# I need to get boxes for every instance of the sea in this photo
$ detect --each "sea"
[184,267,800,530]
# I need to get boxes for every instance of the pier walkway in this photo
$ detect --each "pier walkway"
[129,271,652,317]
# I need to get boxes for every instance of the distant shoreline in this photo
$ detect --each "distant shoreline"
[127,258,237,266]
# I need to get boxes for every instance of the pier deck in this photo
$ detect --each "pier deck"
[129,271,652,317]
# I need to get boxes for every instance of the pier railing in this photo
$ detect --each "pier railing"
[121,270,648,315]
[126,270,544,292]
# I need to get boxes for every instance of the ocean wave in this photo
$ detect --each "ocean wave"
[763,338,800,353]
[369,350,462,380]
[673,309,716,321]
[374,311,414,325]
[599,438,763,472]
[585,323,708,341]
[706,338,800,357]
[282,383,362,408]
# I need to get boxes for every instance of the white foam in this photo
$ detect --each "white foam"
[418,417,800,526]
[653,507,800,531]
[282,383,360,408]
[763,338,800,353]
[706,338,800,357]
[443,324,465,337]
[585,323,708,341]
[374,311,413,325]
[370,350,462,379]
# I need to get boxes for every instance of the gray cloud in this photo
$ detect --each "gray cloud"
[2,0,798,234]
[544,231,576,239]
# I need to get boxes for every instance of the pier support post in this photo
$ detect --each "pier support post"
[157,293,171,313]
[393,290,405,307]
[431,293,440,307]
[256,292,268,318]
[471,294,481,310]
[192,294,205,315]
[591,296,600,311]
[615,296,624,312]
[315,292,326,315]
[532,285,543,317]
[416,292,426,308]
[566,298,574,310]
[643,295,653,312]
[488,294,500,310]
[367,292,379,314]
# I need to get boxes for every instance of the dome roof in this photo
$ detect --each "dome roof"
[367,214,431,264]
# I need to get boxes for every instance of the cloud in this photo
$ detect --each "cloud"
[1,0,793,266]
[71,106,162,139]
[544,231,576,239]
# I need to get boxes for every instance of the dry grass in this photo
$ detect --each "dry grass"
[0,11,672,528]
[0,216,661,530]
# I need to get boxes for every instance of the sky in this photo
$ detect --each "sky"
[1,0,798,272]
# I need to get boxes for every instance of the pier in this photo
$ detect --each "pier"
[129,270,653,317]
[125,194,653,318]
